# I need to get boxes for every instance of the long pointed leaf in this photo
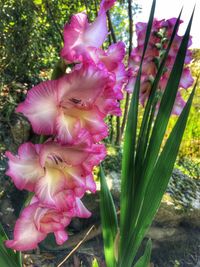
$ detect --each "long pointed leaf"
[138,83,196,237]
[99,165,118,267]
[0,248,19,267]
[131,10,194,231]
[135,12,183,174]
[141,9,194,195]
[0,223,22,267]
[134,239,152,267]
[92,258,99,267]
[124,82,196,265]
[119,0,156,261]
[119,9,195,266]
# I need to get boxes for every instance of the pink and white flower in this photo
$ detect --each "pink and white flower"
[16,64,116,144]
[61,0,116,63]
[5,197,90,251]
[90,42,128,115]
[6,137,106,209]
[5,0,123,252]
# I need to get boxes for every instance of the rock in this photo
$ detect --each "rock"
[105,171,121,199]
[0,198,16,228]
[0,113,30,153]
[194,260,200,267]
[101,168,200,211]
[154,203,183,227]
[147,226,180,242]
[9,114,30,146]
[167,168,200,210]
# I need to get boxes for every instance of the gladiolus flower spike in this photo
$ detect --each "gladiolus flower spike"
[5,0,127,251]
[126,17,194,115]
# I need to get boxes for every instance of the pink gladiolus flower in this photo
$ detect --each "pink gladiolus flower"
[90,42,128,115]
[5,143,43,191]
[61,0,116,63]
[6,137,106,209]
[5,0,125,252]
[16,64,116,144]
[99,0,116,13]
[92,42,127,91]
[126,17,194,114]
[5,197,90,251]
[179,68,194,89]
[172,91,186,115]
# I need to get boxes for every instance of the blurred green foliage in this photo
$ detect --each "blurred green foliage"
[167,49,200,160]
[110,1,141,44]
[0,0,88,85]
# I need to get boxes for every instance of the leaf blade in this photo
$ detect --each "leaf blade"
[130,9,194,233]
[119,9,195,267]
[0,223,22,267]
[119,1,156,262]
[99,165,118,267]
[134,239,152,267]
[126,82,196,263]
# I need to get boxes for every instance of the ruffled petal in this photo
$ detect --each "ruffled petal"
[83,13,107,48]
[16,80,58,135]
[56,110,81,144]
[95,42,125,71]
[40,138,106,170]
[54,230,68,245]
[99,0,116,14]
[5,203,46,251]
[179,68,194,89]
[5,143,44,191]
[125,75,137,94]
[35,167,66,208]
[40,141,89,167]
[61,13,90,62]
[63,165,86,189]
[61,0,116,63]
[56,107,108,144]
[58,64,109,107]
[95,96,121,116]
[61,12,106,63]
[36,206,71,232]
[172,92,186,115]
[78,107,108,142]
[85,174,96,193]
[74,198,91,218]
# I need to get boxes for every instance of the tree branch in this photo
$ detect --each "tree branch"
[45,0,64,42]
[107,10,121,145]
[128,0,133,57]
[121,0,133,137]
[107,10,117,43]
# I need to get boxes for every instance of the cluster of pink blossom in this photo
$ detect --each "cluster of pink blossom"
[126,18,194,114]
[5,0,127,251]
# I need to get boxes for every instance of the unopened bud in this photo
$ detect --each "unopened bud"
[155,43,162,49]
[162,37,168,43]
[159,49,167,58]
[155,32,163,39]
